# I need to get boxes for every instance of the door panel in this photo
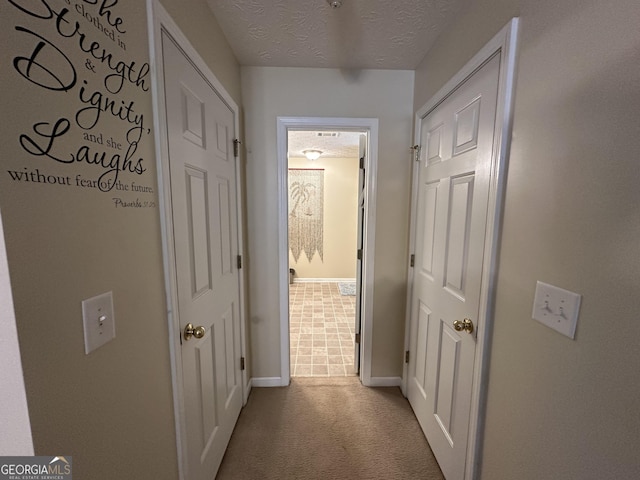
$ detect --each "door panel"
[413,302,432,397]
[186,168,211,295]
[408,54,501,480]
[444,174,474,299]
[162,32,242,480]
[216,123,229,157]
[453,98,481,155]
[217,177,233,275]
[434,322,461,442]
[426,124,444,163]
[181,86,206,147]
[420,182,439,276]
[195,332,219,448]
[223,304,237,397]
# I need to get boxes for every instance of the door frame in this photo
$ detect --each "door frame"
[147,2,250,478]
[277,117,378,386]
[402,18,519,479]
[0,208,34,455]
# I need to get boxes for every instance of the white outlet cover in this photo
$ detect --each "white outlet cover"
[532,281,581,339]
[82,291,115,354]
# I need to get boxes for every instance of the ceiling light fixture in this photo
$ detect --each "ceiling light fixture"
[302,149,323,161]
[327,0,343,8]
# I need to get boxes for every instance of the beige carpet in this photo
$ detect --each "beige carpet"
[216,377,445,480]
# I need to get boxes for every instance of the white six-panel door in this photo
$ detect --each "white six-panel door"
[354,133,366,372]
[407,54,501,480]
[162,33,243,480]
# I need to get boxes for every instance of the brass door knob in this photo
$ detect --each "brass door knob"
[184,323,206,340]
[453,318,474,334]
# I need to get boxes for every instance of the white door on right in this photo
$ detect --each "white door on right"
[407,54,500,480]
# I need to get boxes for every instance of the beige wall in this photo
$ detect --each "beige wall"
[242,67,414,378]
[0,0,241,477]
[414,0,640,478]
[288,157,359,280]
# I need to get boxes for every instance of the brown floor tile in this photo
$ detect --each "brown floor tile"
[328,355,344,365]
[290,282,357,378]
[296,355,312,365]
[295,364,313,376]
[312,364,329,375]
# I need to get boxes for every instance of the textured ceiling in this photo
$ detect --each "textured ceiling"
[206,0,465,69]
[288,131,362,159]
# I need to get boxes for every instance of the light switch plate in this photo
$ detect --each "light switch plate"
[82,291,115,354]
[532,281,581,339]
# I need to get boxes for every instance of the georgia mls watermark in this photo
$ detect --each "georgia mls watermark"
[0,457,72,480]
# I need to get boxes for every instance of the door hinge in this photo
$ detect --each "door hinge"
[237,255,242,269]
[355,333,361,344]
[357,249,363,260]
[240,356,245,371]
[405,350,410,363]
[359,156,364,169]
[410,254,415,267]
[410,144,421,162]
[233,138,242,157]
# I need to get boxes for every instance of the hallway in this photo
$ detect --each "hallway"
[216,377,444,479]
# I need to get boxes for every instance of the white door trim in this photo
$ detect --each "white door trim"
[277,117,378,386]
[147,2,250,478]
[0,208,34,456]
[402,18,519,480]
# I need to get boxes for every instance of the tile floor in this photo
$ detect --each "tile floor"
[289,282,357,377]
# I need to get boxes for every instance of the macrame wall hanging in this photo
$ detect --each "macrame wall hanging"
[288,169,324,263]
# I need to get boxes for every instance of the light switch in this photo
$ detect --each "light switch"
[82,291,115,354]
[532,281,581,339]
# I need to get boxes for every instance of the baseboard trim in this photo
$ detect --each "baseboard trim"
[251,377,288,387]
[293,278,356,283]
[368,376,403,387]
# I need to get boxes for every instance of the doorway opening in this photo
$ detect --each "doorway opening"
[287,130,363,377]
[277,117,378,386]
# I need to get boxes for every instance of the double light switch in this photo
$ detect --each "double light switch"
[532,281,581,339]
